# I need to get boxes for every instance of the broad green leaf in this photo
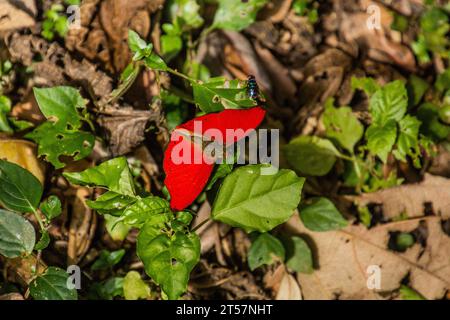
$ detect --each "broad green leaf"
[417,103,450,140]
[137,223,200,300]
[369,80,407,124]
[34,230,50,251]
[27,87,94,168]
[104,214,131,241]
[212,0,268,31]
[91,249,125,270]
[366,120,397,163]
[351,77,381,97]
[0,209,35,258]
[283,136,342,176]
[192,77,256,113]
[26,121,95,169]
[86,191,136,216]
[435,68,450,93]
[121,196,172,227]
[0,159,43,213]
[161,34,183,60]
[211,164,305,233]
[322,103,363,152]
[29,267,78,300]
[32,87,87,128]
[247,233,285,271]
[0,95,13,133]
[283,236,313,274]
[400,285,426,300]
[206,162,234,190]
[299,197,348,231]
[123,271,151,300]
[63,157,136,196]
[393,115,421,163]
[171,0,204,29]
[40,195,62,220]
[128,30,147,53]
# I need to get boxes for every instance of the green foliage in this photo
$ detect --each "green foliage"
[322,99,364,153]
[293,0,319,24]
[248,233,285,271]
[64,157,136,196]
[123,271,151,300]
[89,277,124,300]
[121,197,171,227]
[41,4,69,40]
[395,233,415,251]
[91,249,126,271]
[0,209,35,258]
[40,195,62,220]
[412,6,449,64]
[365,120,397,163]
[417,102,450,140]
[104,214,131,241]
[128,30,168,71]
[29,267,78,300]
[0,95,12,133]
[399,285,426,300]
[211,0,268,31]
[26,87,95,169]
[34,230,50,251]
[299,197,348,231]
[282,235,313,274]
[283,136,343,176]
[192,77,256,113]
[0,159,42,213]
[211,164,305,232]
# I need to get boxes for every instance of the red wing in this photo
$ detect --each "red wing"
[163,135,214,210]
[164,107,266,210]
[179,107,266,144]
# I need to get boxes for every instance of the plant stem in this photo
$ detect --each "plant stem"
[191,218,210,233]
[167,67,195,83]
[31,207,45,232]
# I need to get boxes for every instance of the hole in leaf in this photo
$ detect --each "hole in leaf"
[171,258,177,266]
[56,134,64,140]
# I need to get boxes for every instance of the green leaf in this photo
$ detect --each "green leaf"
[299,197,348,231]
[435,68,450,93]
[206,162,234,190]
[283,236,313,274]
[0,209,36,258]
[89,277,124,300]
[399,285,426,300]
[351,77,381,97]
[369,80,407,124]
[34,230,50,251]
[40,195,62,220]
[104,214,131,241]
[26,87,94,168]
[91,249,125,270]
[212,0,268,31]
[247,233,285,271]
[283,136,342,176]
[172,0,204,29]
[86,191,136,216]
[32,87,87,127]
[322,102,363,152]
[128,30,148,53]
[407,75,429,107]
[121,196,172,227]
[63,157,136,196]
[192,78,256,113]
[123,271,151,300]
[161,34,183,60]
[395,232,415,251]
[393,115,421,163]
[366,120,397,163]
[211,164,305,233]
[0,95,13,133]
[144,53,168,71]
[0,159,43,213]
[29,267,78,300]
[417,103,450,140]
[137,223,200,300]
[26,121,95,169]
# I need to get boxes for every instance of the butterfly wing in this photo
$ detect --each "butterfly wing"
[164,107,266,210]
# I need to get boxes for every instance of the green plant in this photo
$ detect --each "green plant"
[41,4,69,41]
[0,159,77,300]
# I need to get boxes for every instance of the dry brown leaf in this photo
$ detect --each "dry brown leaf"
[0,0,35,33]
[276,272,303,300]
[350,174,450,220]
[285,214,450,300]
[0,139,46,184]
[0,293,24,300]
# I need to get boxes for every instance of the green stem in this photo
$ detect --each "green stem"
[31,207,45,232]
[167,67,196,83]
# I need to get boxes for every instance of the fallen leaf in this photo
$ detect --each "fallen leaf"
[276,271,303,300]
[0,0,35,33]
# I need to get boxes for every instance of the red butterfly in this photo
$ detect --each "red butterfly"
[163,107,266,210]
